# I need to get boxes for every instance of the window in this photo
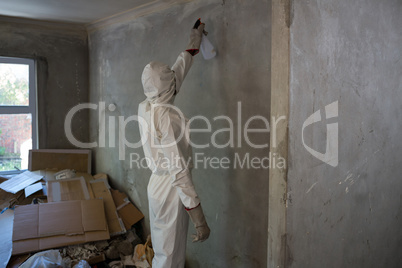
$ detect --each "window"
[0,57,37,174]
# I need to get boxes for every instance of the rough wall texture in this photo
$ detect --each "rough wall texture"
[88,0,271,267]
[288,0,402,267]
[0,18,89,149]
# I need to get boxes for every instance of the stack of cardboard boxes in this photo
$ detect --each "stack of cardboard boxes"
[0,149,144,265]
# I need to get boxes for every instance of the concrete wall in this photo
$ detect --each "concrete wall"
[287,0,402,267]
[88,0,271,267]
[0,17,89,149]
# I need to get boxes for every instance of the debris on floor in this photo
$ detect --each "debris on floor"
[133,236,153,268]
[59,229,143,267]
[0,149,146,267]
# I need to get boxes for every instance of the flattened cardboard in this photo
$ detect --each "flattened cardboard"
[29,149,91,173]
[90,179,125,236]
[81,198,108,231]
[13,239,39,256]
[110,189,144,230]
[47,177,90,202]
[38,201,83,237]
[118,205,144,230]
[12,205,39,241]
[93,173,108,181]
[12,199,109,255]
[37,170,95,199]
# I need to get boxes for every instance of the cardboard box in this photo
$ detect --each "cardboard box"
[46,175,125,236]
[90,179,126,236]
[29,149,92,173]
[36,170,95,199]
[12,199,109,255]
[47,177,90,202]
[111,189,144,230]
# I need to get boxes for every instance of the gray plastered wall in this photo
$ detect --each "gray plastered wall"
[0,18,89,149]
[287,0,402,267]
[88,0,271,267]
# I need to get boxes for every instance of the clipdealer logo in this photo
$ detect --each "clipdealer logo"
[64,101,339,169]
[302,101,339,167]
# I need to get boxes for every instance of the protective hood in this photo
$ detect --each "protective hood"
[141,61,175,104]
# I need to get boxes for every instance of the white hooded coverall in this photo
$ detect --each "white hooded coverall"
[138,51,200,268]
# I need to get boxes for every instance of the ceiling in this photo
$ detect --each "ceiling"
[0,0,167,24]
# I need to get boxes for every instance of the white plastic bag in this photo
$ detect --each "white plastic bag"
[20,250,64,268]
[200,34,216,60]
[73,260,91,268]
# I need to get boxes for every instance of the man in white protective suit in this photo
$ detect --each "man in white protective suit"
[138,20,211,268]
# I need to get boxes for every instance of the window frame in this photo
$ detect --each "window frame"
[0,56,37,174]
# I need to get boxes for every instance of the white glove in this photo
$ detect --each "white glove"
[186,22,205,56]
[187,204,210,242]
